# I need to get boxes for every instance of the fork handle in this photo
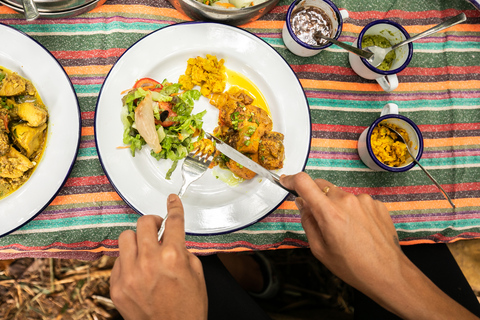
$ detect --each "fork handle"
[157,214,168,241]
[178,184,189,198]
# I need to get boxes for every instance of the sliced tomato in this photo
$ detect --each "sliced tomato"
[134,78,163,92]
[154,101,178,127]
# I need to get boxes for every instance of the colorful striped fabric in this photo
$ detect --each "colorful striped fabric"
[0,0,479,260]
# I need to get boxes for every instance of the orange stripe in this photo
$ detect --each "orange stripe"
[386,197,480,211]
[242,20,285,29]
[400,237,474,246]
[424,137,480,148]
[93,4,188,19]
[0,6,16,14]
[189,244,303,254]
[343,23,478,34]
[50,192,122,206]
[278,200,298,210]
[64,66,112,76]
[301,79,480,91]
[311,138,357,149]
[82,127,94,136]
[406,24,479,34]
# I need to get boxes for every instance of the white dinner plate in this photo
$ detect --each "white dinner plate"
[95,22,311,235]
[0,23,81,237]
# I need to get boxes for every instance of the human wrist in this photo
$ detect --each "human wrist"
[364,252,477,320]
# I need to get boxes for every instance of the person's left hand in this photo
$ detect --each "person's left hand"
[110,194,208,320]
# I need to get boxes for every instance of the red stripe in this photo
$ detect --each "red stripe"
[186,239,309,250]
[423,151,480,159]
[52,48,126,60]
[291,65,355,75]
[393,213,480,223]
[402,66,480,76]
[418,123,480,132]
[293,65,480,76]
[64,176,110,187]
[82,111,95,120]
[346,9,479,19]
[0,239,118,251]
[311,123,480,133]
[305,91,480,102]
[312,123,365,133]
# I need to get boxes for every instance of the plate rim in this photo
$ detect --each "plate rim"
[0,22,81,238]
[94,21,311,236]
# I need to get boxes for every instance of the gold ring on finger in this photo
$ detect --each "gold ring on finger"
[322,186,330,195]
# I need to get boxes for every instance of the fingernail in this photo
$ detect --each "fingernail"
[295,197,304,210]
[167,194,176,203]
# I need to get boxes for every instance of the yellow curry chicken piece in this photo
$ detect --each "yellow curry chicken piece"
[0,66,48,199]
[371,123,410,167]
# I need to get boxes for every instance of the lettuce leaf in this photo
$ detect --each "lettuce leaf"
[121,80,206,179]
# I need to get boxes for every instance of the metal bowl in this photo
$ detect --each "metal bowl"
[0,0,106,18]
[168,0,279,25]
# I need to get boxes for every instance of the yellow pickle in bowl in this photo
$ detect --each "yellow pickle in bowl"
[370,122,412,167]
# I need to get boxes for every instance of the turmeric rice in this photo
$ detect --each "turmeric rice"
[370,122,411,167]
[178,54,226,97]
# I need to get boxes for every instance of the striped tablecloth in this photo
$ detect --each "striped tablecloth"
[0,0,479,260]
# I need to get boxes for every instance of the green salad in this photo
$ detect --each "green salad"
[120,77,206,179]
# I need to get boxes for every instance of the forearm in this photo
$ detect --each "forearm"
[363,254,478,320]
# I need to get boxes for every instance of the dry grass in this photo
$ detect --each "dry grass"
[0,249,353,320]
[0,257,119,320]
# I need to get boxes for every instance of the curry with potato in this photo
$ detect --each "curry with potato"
[0,66,48,199]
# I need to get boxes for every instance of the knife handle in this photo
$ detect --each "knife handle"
[270,172,299,197]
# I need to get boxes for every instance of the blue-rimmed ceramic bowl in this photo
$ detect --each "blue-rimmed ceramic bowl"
[282,0,348,57]
[358,114,424,172]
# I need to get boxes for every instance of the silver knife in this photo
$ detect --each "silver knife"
[206,132,298,197]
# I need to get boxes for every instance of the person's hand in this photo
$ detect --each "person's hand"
[280,172,401,298]
[110,194,208,320]
[280,172,479,320]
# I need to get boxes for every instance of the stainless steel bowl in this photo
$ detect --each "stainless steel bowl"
[0,0,107,18]
[168,0,279,25]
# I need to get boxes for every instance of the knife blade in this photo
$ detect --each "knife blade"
[205,132,298,197]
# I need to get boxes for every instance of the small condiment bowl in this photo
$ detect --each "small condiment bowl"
[357,103,424,172]
[349,20,413,91]
[282,0,348,57]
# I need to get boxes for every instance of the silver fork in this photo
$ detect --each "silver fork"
[157,150,213,241]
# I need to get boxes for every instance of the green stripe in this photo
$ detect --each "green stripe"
[305,167,480,187]
[79,96,98,112]
[310,109,480,126]
[18,214,138,230]
[29,34,146,51]
[391,206,480,216]
[307,98,480,109]
[44,201,129,212]
[78,147,98,158]
[396,219,480,230]
[18,22,162,34]
[0,227,132,246]
[70,158,106,177]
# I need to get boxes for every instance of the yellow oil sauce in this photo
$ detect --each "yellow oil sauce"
[226,68,270,116]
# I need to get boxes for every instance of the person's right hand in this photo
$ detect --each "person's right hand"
[280,172,479,320]
[280,172,401,297]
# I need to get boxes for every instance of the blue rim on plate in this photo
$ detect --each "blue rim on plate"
[0,23,81,238]
[94,21,311,236]
[366,114,424,172]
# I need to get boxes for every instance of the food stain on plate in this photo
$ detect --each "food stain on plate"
[225,68,270,115]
